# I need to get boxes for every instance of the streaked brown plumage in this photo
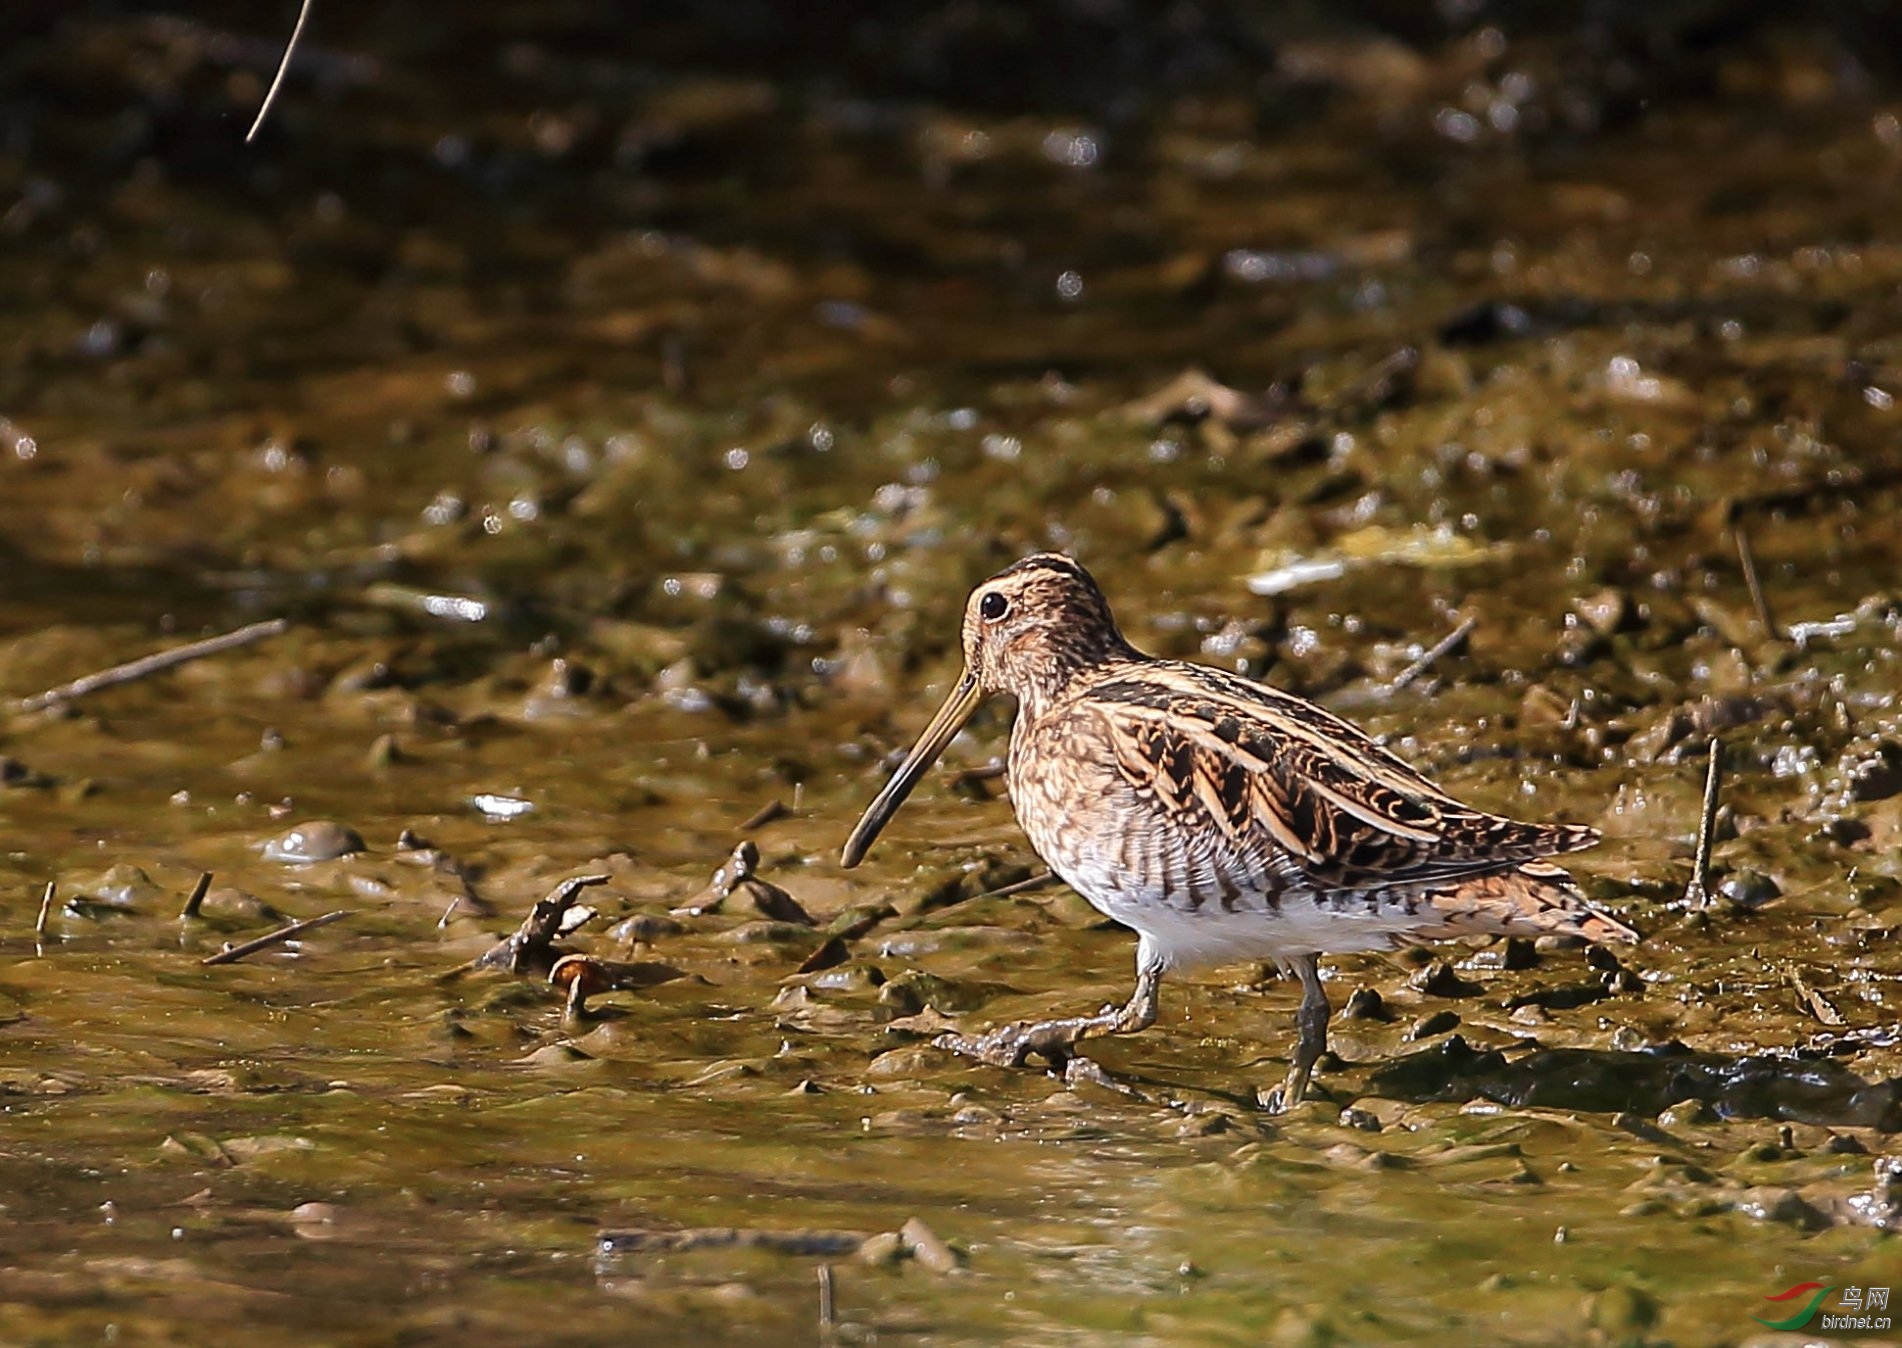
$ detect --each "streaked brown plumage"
[843,552,1638,1108]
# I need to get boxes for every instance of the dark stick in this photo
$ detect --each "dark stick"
[34,881,54,939]
[201,909,350,966]
[13,619,289,714]
[1733,520,1780,641]
[740,798,788,830]
[180,872,213,920]
[1389,615,1477,692]
[661,332,691,396]
[598,1227,868,1256]
[246,0,317,142]
[1684,739,1723,909]
[470,873,611,974]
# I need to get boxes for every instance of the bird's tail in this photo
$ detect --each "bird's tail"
[1410,862,1639,944]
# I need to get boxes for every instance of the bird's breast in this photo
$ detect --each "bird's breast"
[1005,709,1286,922]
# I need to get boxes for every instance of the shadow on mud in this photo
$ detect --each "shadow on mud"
[1369,1035,1901,1131]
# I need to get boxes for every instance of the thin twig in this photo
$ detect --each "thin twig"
[34,881,54,939]
[1733,519,1780,641]
[1684,739,1723,909]
[1389,615,1477,692]
[12,619,289,714]
[817,1264,836,1331]
[970,870,1057,902]
[944,762,1007,787]
[201,909,350,966]
[740,798,788,830]
[597,1227,868,1256]
[470,873,610,974]
[180,872,213,920]
[246,0,318,143]
[1332,345,1419,412]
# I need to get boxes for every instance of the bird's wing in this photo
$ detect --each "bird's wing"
[1083,664,1597,891]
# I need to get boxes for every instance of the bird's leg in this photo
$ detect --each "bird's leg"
[936,951,1163,1072]
[1263,953,1331,1113]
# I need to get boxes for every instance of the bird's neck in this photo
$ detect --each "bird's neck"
[1009,644,1140,721]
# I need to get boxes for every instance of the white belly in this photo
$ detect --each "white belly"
[1091,889,1423,972]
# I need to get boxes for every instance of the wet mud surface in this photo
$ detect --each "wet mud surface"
[3,2,1902,1343]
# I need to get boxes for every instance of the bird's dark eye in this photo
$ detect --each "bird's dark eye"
[979,592,1009,622]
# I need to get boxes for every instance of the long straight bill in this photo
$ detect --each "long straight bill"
[840,671,983,867]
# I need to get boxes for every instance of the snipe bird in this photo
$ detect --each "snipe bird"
[842,553,1638,1110]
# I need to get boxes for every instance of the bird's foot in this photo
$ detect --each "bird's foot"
[933,1015,1091,1071]
[934,999,1141,1070]
[932,1024,1150,1098]
[934,989,1154,1074]
[1260,1064,1331,1115]
[1061,1054,1149,1100]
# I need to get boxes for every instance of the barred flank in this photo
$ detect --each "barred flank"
[1411,863,1639,944]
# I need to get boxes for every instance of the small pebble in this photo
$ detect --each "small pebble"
[1341,987,1390,1020]
[262,821,365,863]
[1409,960,1479,997]
[899,1217,962,1274]
[469,793,535,820]
[1716,869,1781,908]
[608,913,685,943]
[1657,1098,1716,1128]
[1406,1009,1461,1040]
